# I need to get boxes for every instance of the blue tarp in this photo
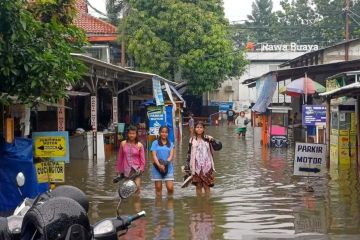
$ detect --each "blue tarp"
[0,138,48,212]
[165,106,175,143]
[252,74,278,113]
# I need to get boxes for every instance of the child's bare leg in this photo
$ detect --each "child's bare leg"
[155,181,162,197]
[204,185,211,194]
[196,184,203,196]
[165,180,174,195]
[134,176,141,194]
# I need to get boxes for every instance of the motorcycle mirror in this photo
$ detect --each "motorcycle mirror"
[118,180,137,199]
[16,172,25,187]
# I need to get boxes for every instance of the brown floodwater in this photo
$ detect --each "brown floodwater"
[65,126,360,239]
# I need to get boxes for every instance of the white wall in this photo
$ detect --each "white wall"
[207,51,304,107]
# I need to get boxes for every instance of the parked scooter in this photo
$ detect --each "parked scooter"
[0,172,31,240]
[0,171,146,240]
[93,171,145,239]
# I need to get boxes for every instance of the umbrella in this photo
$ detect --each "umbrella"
[279,77,326,96]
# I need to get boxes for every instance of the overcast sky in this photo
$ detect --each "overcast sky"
[87,0,282,22]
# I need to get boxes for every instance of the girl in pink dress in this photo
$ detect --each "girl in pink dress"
[189,121,216,195]
[116,125,146,193]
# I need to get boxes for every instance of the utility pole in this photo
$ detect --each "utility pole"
[345,0,350,61]
[121,4,128,67]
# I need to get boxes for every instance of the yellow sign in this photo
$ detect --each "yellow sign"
[331,129,339,136]
[339,130,349,136]
[35,161,65,183]
[34,136,66,158]
[351,112,356,132]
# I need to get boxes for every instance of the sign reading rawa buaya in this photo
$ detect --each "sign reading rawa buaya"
[293,142,326,177]
[260,42,319,52]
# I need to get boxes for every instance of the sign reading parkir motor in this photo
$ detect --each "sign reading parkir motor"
[32,131,70,163]
[36,161,65,183]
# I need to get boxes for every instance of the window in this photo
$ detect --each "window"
[83,45,110,63]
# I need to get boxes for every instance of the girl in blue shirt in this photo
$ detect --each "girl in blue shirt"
[151,126,175,197]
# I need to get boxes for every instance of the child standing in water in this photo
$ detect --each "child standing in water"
[151,126,175,197]
[188,113,195,137]
[235,111,249,138]
[188,121,215,195]
[116,125,146,193]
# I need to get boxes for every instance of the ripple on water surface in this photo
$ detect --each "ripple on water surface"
[65,126,360,239]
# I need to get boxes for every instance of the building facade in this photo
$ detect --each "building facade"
[207,50,303,111]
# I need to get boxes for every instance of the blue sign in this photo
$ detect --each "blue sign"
[148,108,166,135]
[302,105,326,126]
[209,101,233,112]
[152,76,164,106]
[32,131,70,163]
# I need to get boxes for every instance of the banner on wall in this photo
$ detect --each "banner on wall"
[148,107,166,135]
[302,105,326,126]
[152,76,164,106]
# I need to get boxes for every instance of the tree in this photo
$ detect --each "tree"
[276,0,321,44]
[106,0,126,25]
[0,0,86,105]
[246,0,278,42]
[121,0,247,94]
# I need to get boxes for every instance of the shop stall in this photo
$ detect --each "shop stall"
[267,106,292,148]
[329,104,357,167]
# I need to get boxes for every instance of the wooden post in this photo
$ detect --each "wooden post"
[357,97,360,168]
[5,118,14,143]
[345,0,350,61]
[326,98,331,168]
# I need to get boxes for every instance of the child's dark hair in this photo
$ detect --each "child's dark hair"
[158,125,171,147]
[194,121,206,139]
[126,125,139,143]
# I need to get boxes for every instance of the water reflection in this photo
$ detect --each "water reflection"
[152,198,175,239]
[65,126,360,239]
[189,196,215,240]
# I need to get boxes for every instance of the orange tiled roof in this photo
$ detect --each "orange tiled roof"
[74,0,117,36]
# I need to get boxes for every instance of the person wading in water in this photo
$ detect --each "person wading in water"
[150,126,175,197]
[187,121,216,196]
[116,125,146,194]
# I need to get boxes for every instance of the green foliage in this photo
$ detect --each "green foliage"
[246,0,277,42]
[235,0,360,46]
[106,0,126,25]
[121,0,247,94]
[0,0,86,105]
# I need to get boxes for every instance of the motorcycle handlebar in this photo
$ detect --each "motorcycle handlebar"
[127,211,146,223]
[113,171,141,183]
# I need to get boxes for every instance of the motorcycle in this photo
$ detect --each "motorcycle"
[92,171,145,239]
[0,172,31,240]
[0,171,145,240]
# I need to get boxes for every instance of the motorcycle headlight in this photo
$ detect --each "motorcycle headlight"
[93,220,115,236]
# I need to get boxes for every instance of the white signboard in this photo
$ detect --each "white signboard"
[112,97,118,124]
[293,142,326,177]
[91,96,97,130]
[152,76,164,106]
[57,99,65,131]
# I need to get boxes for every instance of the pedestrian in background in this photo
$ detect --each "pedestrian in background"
[116,125,146,194]
[226,108,235,127]
[188,113,195,137]
[188,121,216,196]
[151,126,175,197]
[235,111,249,139]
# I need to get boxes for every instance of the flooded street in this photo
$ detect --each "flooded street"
[66,126,360,239]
